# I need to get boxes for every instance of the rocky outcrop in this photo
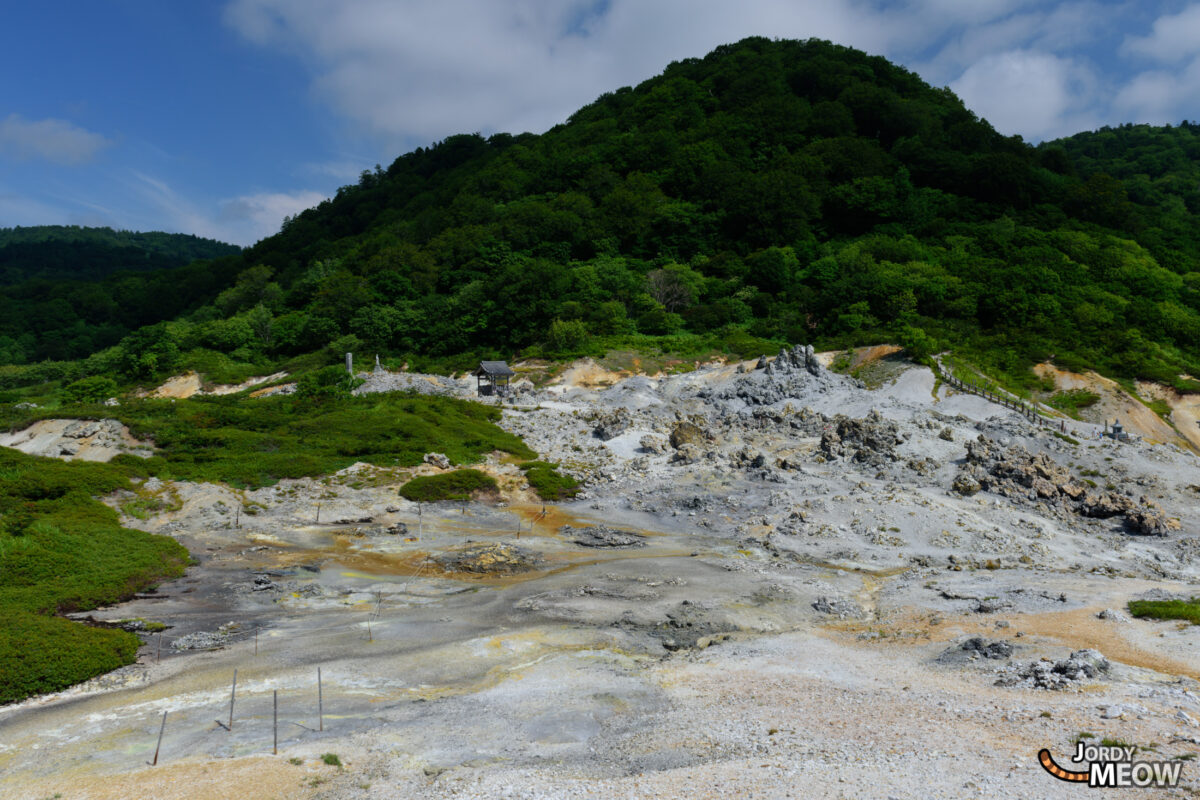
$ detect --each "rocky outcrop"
[819,410,902,466]
[729,447,766,469]
[764,344,823,378]
[592,410,631,441]
[964,437,1071,490]
[0,417,151,462]
[704,344,846,407]
[1125,499,1178,536]
[423,452,452,469]
[669,420,708,448]
[639,434,668,454]
[811,596,864,619]
[1078,491,1133,518]
[995,649,1109,690]
[562,525,647,548]
[652,600,736,651]
[937,636,1013,663]
[433,543,542,575]
[952,474,982,496]
[669,444,704,465]
[954,435,1178,536]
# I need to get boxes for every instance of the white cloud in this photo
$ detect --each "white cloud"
[1122,3,1200,62]
[950,50,1098,140]
[0,114,112,165]
[222,0,1142,148]
[301,159,373,182]
[223,0,900,146]
[132,171,327,245]
[917,1,1109,85]
[1113,55,1200,124]
[218,190,329,241]
[218,0,1200,153]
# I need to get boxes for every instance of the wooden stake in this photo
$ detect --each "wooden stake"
[156,632,162,664]
[273,690,278,755]
[235,505,240,529]
[228,669,237,731]
[151,710,167,765]
[315,503,321,524]
[318,667,323,732]
[367,616,372,643]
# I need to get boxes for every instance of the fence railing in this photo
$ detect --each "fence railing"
[935,359,1044,427]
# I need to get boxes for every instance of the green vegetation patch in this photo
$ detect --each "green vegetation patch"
[0,389,536,703]
[0,391,535,490]
[399,469,498,503]
[1047,389,1101,419]
[0,448,188,704]
[1128,597,1200,625]
[519,461,581,501]
[1144,398,1172,420]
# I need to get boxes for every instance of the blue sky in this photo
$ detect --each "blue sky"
[2,1,1199,246]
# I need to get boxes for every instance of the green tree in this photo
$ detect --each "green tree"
[547,319,590,352]
[62,375,118,404]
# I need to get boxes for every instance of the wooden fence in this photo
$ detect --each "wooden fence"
[935,361,1044,426]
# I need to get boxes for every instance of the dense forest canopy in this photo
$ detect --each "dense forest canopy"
[0,225,239,275]
[0,228,241,365]
[5,38,1200,391]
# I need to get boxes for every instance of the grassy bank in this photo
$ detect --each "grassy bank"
[1128,597,1200,625]
[1,392,536,489]
[0,391,538,703]
[0,449,188,703]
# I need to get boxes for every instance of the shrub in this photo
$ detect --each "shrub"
[62,375,118,404]
[0,448,188,704]
[399,469,498,502]
[1128,597,1200,624]
[1046,389,1100,418]
[295,365,363,401]
[899,325,939,362]
[547,319,590,352]
[107,393,533,488]
[519,461,580,501]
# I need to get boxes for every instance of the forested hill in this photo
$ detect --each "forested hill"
[8,37,1200,391]
[0,227,242,365]
[0,226,239,284]
[1046,122,1200,264]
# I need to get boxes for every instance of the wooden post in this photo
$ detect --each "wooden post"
[228,669,237,731]
[156,632,162,664]
[367,616,372,643]
[315,503,321,524]
[235,505,240,529]
[318,667,323,732]
[151,710,167,766]
[273,690,278,755]
[255,627,259,657]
